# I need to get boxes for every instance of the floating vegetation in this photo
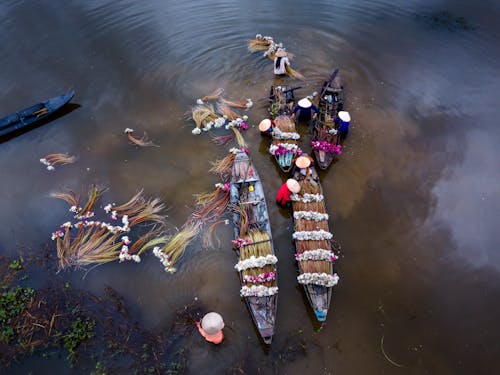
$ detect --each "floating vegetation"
[415,11,475,31]
[220,97,253,110]
[124,128,159,147]
[197,87,224,103]
[0,254,194,372]
[50,186,168,271]
[40,153,78,171]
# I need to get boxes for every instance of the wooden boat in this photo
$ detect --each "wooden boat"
[311,69,345,170]
[267,85,301,172]
[291,161,339,321]
[230,150,278,344]
[0,91,75,138]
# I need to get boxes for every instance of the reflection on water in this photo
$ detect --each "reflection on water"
[1,0,499,373]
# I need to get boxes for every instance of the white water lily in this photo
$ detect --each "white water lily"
[240,285,278,297]
[234,254,278,272]
[124,128,134,133]
[272,127,300,140]
[295,249,338,262]
[297,272,339,287]
[192,128,201,135]
[213,117,226,128]
[196,98,204,104]
[292,230,333,241]
[47,165,55,171]
[269,143,300,156]
[293,211,329,221]
[290,193,324,203]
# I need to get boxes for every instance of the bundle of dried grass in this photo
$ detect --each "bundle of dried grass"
[296,239,331,253]
[240,230,272,258]
[300,259,331,274]
[210,153,237,180]
[220,97,249,109]
[217,102,241,121]
[40,153,78,170]
[247,38,272,52]
[158,220,203,268]
[292,200,325,213]
[285,65,306,81]
[193,186,230,222]
[51,185,107,219]
[295,219,329,232]
[124,128,159,147]
[210,133,235,146]
[200,87,224,102]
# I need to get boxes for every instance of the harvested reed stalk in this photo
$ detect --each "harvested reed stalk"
[300,260,331,274]
[217,103,241,121]
[292,201,326,213]
[202,220,227,248]
[210,133,235,146]
[201,88,224,102]
[247,38,272,52]
[296,239,331,253]
[193,187,230,223]
[125,129,159,147]
[129,231,168,255]
[79,186,107,218]
[50,190,80,208]
[189,104,218,127]
[210,153,236,179]
[161,220,202,266]
[285,65,306,81]
[220,98,249,109]
[231,127,247,148]
[230,204,249,237]
[295,219,329,232]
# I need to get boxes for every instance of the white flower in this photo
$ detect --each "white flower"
[47,165,55,171]
[235,255,278,272]
[240,285,278,297]
[229,147,240,154]
[213,117,226,128]
[111,210,117,220]
[121,215,129,225]
[290,193,324,203]
[192,128,201,135]
[269,143,300,156]
[224,219,229,225]
[293,230,333,241]
[61,222,73,228]
[242,115,248,121]
[167,267,177,274]
[329,128,338,135]
[245,99,253,109]
[39,158,47,164]
[124,128,134,133]
[295,249,337,262]
[104,204,113,213]
[297,272,339,287]
[293,211,329,221]
[132,254,141,263]
[223,115,228,119]
[196,98,204,104]
[272,127,300,140]
[69,206,78,213]
[255,33,262,39]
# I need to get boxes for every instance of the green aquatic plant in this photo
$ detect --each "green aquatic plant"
[0,286,35,343]
[62,317,95,363]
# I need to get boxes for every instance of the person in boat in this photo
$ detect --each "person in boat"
[291,97,318,123]
[258,118,275,136]
[276,178,301,206]
[294,154,314,176]
[273,49,290,76]
[196,312,225,344]
[335,111,351,139]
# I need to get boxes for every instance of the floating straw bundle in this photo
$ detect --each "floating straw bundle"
[200,87,224,102]
[40,153,78,170]
[124,128,159,147]
[217,102,241,121]
[285,65,306,81]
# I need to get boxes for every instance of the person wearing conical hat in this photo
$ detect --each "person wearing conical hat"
[294,154,314,176]
[292,97,318,123]
[196,312,225,344]
[335,110,351,139]
[258,118,275,136]
[276,178,301,206]
[273,49,290,76]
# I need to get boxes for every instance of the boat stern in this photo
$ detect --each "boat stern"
[259,327,274,345]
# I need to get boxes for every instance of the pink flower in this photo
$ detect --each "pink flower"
[239,122,249,131]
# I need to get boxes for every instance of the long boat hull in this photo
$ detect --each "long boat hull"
[0,91,75,137]
[291,165,335,321]
[268,85,300,173]
[230,151,278,344]
[312,70,344,170]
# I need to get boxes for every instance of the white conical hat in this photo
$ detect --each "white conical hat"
[258,119,272,131]
[201,312,224,334]
[338,111,351,122]
[286,179,301,193]
[298,98,312,108]
[295,155,311,169]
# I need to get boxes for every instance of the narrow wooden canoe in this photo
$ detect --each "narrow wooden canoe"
[267,85,301,172]
[291,163,339,321]
[311,69,345,170]
[0,91,75,137]
[230,150,278,344]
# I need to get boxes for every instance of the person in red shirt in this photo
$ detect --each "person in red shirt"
[276,178,301,206]
[196,312,225,344]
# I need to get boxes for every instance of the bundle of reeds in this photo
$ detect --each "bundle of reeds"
[285,65,306,81]
[295,219,329,232]
[40,153,78,170]
[220,97,249,109]
[239,230,276,287]
[210,153,237,180]
[124,128,159,147]
[156,220,202,269]
[247,38,272,52]
[217,102,241,121]
[296,239,331,254]
[187,104,219,134]
[300,259,332,274]
[112,191,166,226]
[194,187,231,222]
[51,185,107,219]
[200,87,224,102]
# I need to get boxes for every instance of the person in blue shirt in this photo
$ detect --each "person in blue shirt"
[335,111,351,139]
[291,97,318,123]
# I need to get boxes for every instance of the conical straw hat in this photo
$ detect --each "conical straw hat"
[298,98,312,108]
[201,312,224,334]
[286,179,301,193]
[338,111,351,122]
[258,119,272,132]
[295,155,311,169]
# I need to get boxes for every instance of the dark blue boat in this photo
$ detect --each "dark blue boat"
[0,91,75,137]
